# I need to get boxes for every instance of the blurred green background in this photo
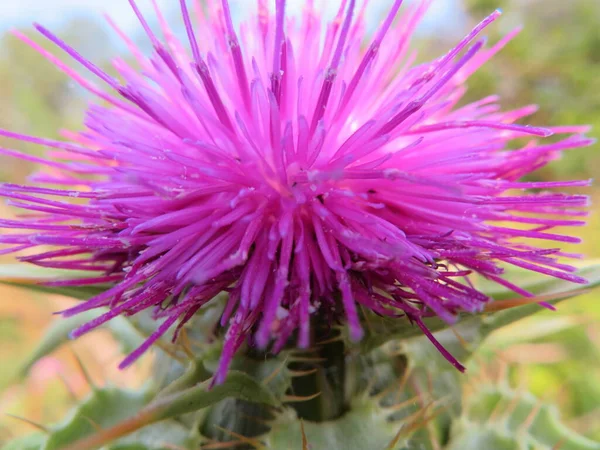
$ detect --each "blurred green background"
[0,0,598,443]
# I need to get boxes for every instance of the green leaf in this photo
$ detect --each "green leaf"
[62,371,278,450]
[18,310,97,377]
[43,385,153,450]
[359,261,600,353]
[380,261,600,446]
[395,262,600,377]
[446,383,600,450]
[264,396,413,450]
[104,421,195,450]
[199,355,293,443]
[153,370,280,420]
[19,311,145,377]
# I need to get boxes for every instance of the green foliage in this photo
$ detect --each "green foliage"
[360,260,600,355]
[446,382,600,450]
[265,397,409,450]
[43,385,154,450]
[17,311,145,377]
[13,383,197,450]
[2,262,599,449]
[0,371,277,450]
[152,369,280,418]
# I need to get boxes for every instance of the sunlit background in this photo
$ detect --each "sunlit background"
[1,0,598,443]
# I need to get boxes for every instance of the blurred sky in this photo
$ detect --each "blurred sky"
[0,0,465,35]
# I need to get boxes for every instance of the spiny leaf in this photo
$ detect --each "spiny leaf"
[18,310,95,377]
[359,261,600,353]
[18,310,145,377]
[198,356,292,446]
[63,371,279,450]
[16,382,198,450]
[5,413,50,433]
[446,382,600,450]
[103,421,196,449]
[263,397,414,450]
[386,262,600,447]
[43,384,154,450]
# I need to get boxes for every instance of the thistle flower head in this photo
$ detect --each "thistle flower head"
[0,0,592,383]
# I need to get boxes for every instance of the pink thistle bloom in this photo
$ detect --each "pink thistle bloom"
[0,0,592,383]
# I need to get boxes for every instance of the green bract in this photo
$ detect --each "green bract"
[1,262,599,450]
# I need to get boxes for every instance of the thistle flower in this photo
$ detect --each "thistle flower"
[0,0,592,384]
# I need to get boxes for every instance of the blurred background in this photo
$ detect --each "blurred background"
[0,0,598,444]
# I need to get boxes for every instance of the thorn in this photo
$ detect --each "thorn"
[386,403,431,450]
[81,415,103,432]
[152,339,187,364]
[212,425,266,449]
[383,395,421,413]
[315,334,343,345]
[517,401,542,436]
[449,325,469,351]
[408,396,449,425]
[373,366,412,402]
[5,414,50,433]
[498,391,523,424]
[419,372,446,450]
[290,345,321,354]
[287,355,326,363]
[392,400,430,426]
[262,356,288,386]
[237,412,273,427]
[487,390,507,424]
[288,368,318,377]
[300,419,309,450]
[386,423,406,449]
[386,404,445,449]
[283,391,322,403]
[407,373,428,409]
[393,365,413,403]
[177,328,196,360]
[71,350,96,390]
